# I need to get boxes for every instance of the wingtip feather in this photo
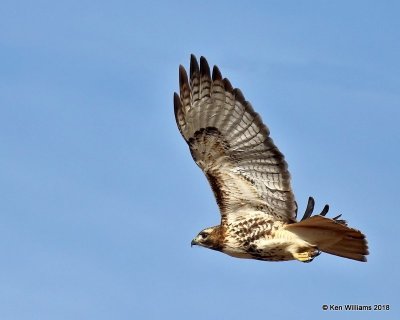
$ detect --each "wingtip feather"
[179,65,189,88]
[200,56,211,78]
[173,92,183,113]
[190,54,199,77]
[223,78,233,92]
[212,65,223,81]
[233,88,245,103]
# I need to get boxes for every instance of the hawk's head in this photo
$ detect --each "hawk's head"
[191,225,224,251]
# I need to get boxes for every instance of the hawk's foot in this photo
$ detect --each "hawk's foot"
[293,249,321,263]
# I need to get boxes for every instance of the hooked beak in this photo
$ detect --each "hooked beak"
[191,239,197,247]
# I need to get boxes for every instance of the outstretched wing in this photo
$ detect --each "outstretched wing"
[174,55,296,223]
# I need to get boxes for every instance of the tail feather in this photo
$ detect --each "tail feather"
[285,215,369,262]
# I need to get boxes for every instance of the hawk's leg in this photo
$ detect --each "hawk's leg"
[292,249,321,263]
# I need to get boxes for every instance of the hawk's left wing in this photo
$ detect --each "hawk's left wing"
[174,55,297,223]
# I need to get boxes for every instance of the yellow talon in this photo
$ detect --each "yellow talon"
[293,250,320,263]
[293,252,312,262]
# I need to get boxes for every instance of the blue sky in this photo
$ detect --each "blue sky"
[1,1,399,319]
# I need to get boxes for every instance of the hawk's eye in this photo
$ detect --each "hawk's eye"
[200,232,207,239]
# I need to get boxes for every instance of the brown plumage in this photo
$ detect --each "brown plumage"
[176,55,368,263]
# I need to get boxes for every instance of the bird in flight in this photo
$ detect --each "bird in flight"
[174,55,368,262]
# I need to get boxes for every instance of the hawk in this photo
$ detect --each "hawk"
[174,55,368,262]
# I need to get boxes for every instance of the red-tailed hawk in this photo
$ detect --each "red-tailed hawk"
[174,55,368,262]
